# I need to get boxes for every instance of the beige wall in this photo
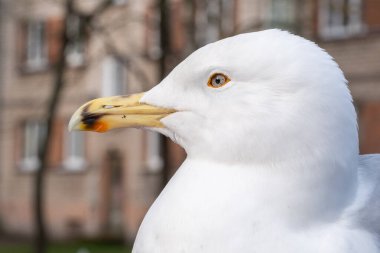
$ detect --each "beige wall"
[1,0,379,242]
[0,0,162,241]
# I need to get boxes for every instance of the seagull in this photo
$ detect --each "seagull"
[69,29,380,253]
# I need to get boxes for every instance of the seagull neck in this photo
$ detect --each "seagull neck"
[180,158,358,226]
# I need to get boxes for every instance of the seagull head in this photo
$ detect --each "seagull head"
[69,29,358,167]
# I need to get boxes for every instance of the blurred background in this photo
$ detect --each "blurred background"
[0,0,379,252]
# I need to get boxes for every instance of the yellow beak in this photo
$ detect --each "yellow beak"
[68,93,176,132]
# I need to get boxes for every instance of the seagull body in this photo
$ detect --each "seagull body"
[69,30,380,252]
[133,157,380,253]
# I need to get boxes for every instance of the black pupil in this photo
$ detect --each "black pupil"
[215,76,223,85]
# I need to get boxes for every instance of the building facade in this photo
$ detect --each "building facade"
[0,0,166,241]
[0,0,379,243]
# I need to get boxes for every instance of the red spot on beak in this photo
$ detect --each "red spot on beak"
[92,121,108,132]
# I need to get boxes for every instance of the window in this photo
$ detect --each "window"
[319,0,363,39]
[206,0,220,43]
[66,15,85,67]
[112,0,127,5]
[63,131,86,171]
[20,17,85,71]
[25,20,47,70]
[146,132,163,173]
[101,56,126,96]
[20,120,46,171]
[194,0,237,46]
[194,0,219,45]
[19,120,84,172]
[269,0,297,32]
[220,0,236,37]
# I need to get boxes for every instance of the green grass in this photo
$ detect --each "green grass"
[0,241,132,253]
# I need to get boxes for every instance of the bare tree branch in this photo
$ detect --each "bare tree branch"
[72,0,114,23]
[87,0,114,20]
[34,1,120,253]
[89,21,153,90]
[34,0,72,252]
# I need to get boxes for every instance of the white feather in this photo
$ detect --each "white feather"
[134,29,380,252]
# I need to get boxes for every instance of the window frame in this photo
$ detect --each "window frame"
[19,120,46,172]
[268,0,298,32]
[112,0,128,5]
[25,20,48,71]
[319,0,364,40]
[145,131,163,173]
[65,14,86,67]
[62,129,87,172]
[101,55,126,97]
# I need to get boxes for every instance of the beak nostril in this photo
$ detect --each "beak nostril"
[102,105,121,109]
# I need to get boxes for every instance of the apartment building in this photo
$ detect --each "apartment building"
[0,0,167,241]
[0,0,379,242]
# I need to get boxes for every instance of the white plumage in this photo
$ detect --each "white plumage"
[130,29,380,252]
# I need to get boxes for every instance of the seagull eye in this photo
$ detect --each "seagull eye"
[208,73,230,88]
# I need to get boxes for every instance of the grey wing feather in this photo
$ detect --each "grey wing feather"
[355,154,380,237]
